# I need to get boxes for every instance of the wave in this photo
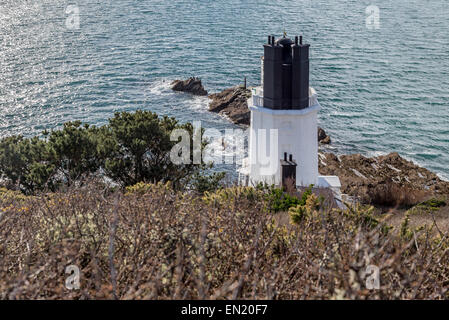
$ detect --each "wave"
[147,78,172,96]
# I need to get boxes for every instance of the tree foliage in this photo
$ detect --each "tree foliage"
[0,110,221,193]
[105,111,203,188]
[0,136,54,193]
[45,121,103,186]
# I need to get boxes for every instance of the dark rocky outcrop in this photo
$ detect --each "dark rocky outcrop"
[171,77,208,96]
[318,152,449,204]
[318,127,331,144]
[208,86,252,125]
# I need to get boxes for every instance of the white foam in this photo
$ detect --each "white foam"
[147,79,211,113]
[147,79,172,96]
[437,172,449,182]
[204,131,246,164]
[185,95,210,112]
[367,150,388,158]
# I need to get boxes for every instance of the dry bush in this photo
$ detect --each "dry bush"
[368,181,430,208]
[0,182,448,300]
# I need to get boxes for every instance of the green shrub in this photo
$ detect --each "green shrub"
[267,185,313,213]
[407,197,447,215]
[418,198,446,208]
[0,187,30,202]
[125,181,173,195]
[288,193,325,224]
[339,204,385,231]
[400,212,428,242]
[202,186,265,208]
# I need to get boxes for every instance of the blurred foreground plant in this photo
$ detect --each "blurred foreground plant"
[0,183,448,300]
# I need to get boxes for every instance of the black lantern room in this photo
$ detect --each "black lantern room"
[263,34,310,110]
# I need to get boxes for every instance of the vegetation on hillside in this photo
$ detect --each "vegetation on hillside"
[1,182,448,299]
[1,110,448,300]
[0,111,223,194]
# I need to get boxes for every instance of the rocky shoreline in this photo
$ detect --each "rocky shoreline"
[319,152,449,204]
[172,78,449,203]
[208,86,252,126]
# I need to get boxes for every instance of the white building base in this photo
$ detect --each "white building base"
[244,87,320,187]
[237,86,343,208]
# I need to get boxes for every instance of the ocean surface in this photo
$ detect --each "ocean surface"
[1,0,448,180]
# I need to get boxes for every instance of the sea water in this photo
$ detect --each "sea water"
[1,0,448,179]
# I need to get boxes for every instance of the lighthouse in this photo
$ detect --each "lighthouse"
[239,34,341,191]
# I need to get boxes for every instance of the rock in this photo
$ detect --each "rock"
[208,86,252,125]
[318,127,327,141]
[171,77,208,96]
[318,127,331,144]
[318,152,449,205]
[321,135,331,144]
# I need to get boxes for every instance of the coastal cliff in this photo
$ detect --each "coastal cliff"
[319,152,449,204]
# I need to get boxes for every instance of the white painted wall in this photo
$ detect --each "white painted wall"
[248,95,320,187]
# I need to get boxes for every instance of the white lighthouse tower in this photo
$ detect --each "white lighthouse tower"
[239,34,340,191]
